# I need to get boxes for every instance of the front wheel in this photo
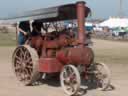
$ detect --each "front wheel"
[60,65,81,95]
[94,62,111,90]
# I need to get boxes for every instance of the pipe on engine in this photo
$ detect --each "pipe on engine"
[76,1,86,47]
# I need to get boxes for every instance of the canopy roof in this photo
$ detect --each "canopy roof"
[1,1,90,24]
[99,18,128,28]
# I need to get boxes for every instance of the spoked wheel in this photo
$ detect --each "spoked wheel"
[12,45,40,86]
[94,62,111,90]
[60,65,81,96]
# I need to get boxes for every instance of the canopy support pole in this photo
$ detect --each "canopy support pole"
[16,23,18,45]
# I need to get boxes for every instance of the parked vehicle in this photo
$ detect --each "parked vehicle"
[112,27,128,37]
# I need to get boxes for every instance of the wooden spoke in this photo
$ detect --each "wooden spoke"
[26,65,33,69]
[15,65,21,71]
[15,55,22,62]
[19,48,25,56]
[12,45,40,85]
[94,62,111,90]
[24,58,32,64]
[60,65,81,95]
[63,69,68,78]
[16,60,22,64]
[24,68,31,80]
[23,51,27,60]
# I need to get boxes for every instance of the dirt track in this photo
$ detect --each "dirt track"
[0,39,128,96]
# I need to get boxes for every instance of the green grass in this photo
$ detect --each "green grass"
[0,32,16,46]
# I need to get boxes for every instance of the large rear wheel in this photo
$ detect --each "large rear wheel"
[12,45,40,85]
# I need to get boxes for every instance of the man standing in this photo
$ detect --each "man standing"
[18,21,30,45]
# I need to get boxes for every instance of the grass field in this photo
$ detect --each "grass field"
[0,32,16,46]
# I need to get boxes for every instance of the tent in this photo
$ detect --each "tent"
[99,18,128,28]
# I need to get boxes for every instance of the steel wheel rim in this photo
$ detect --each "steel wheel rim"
[12,45,39,85]
[60,65,81,95]
[95,62,111,90]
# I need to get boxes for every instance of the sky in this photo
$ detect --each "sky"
[0,0,128,19]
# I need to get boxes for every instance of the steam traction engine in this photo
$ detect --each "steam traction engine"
[12,1,111,95]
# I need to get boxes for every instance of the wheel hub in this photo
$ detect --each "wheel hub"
[22,62,26,69]
[60,65,81,95]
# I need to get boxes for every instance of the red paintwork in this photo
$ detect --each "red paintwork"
[30,35,43,53]
[38,58,63,73]
[38,47,93,73]
[30,2,93,73]
[77,1,86,47]
[56,47,93,65]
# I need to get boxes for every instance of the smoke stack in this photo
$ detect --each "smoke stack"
[76,1,86,47]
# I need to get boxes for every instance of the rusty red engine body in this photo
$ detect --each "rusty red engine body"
[38,47,93,73]
[29,1,93,73]
[56,47,93,65]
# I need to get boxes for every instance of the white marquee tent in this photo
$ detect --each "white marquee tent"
[99,18,128,28]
